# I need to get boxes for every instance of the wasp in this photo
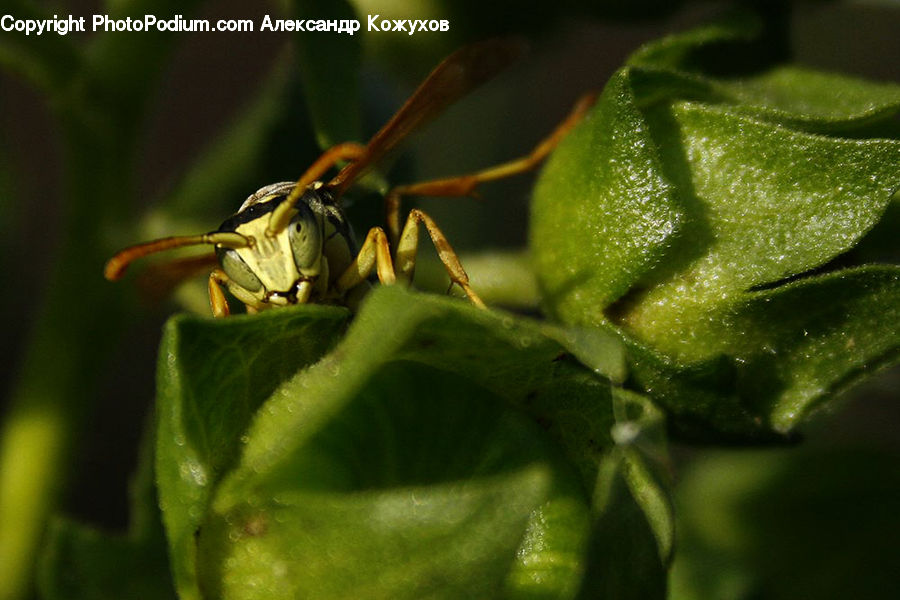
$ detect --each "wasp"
[105,40,595,316]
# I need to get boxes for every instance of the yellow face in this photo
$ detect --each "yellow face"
[215,183,327,308]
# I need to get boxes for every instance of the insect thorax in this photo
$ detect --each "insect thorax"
[215,182,355,307]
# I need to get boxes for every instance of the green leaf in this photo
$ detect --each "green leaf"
[715,67,900,130]
[581,456,666,600]
[532,58,900,438]
[185,286,637,598]
[649,265,899,434]
[577,390,672,600]
[202,363,588,600]
[531,68,682,320]
[231,287,622,488]
[610,389,672,565]
[155,305,350,600]
[628,16,900,131]
[621,102,900,358]
[626,14,761,72]
[37,424,176,600]
[504,489,593,600]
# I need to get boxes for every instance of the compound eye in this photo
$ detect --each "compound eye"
[216,247,262,292]
[288,202,322,270]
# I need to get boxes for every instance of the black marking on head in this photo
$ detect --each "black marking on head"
[217,196,283,233]
[219,185,347,232]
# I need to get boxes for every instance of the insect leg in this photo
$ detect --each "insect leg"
[335,227,396,293]
[208,269,232,318]
[383,92,597,243]
[395,209,486,309]
[208,269,265,317]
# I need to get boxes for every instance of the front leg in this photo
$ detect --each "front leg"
[395,209,485,309]
[335,227,396,294]
[208,269,232,318]
[208,268,266,317]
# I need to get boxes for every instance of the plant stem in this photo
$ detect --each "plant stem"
[0,114,131,599]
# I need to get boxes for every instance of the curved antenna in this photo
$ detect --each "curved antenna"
[104,232,250,281]
[328,38,526,195]
[267,143,368,237]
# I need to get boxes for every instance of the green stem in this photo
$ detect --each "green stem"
[0,6,223,596]
[0,115,131,600]
[0,403,69,600]
[0,262,125,600]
